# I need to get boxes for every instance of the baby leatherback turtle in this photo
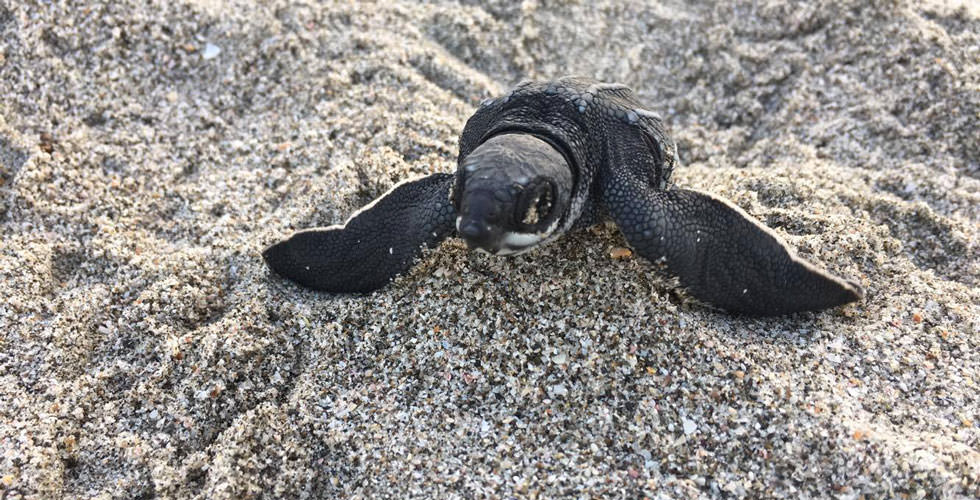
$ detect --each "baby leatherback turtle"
[263,77,863,315]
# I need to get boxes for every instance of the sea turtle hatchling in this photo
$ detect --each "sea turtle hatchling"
[263,77,863,316]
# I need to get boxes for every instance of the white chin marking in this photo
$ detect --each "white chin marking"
[497,219,561,255]
[502,232,543,248]
[495,232,545,255]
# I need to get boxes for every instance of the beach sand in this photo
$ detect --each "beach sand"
[1,0,977,497]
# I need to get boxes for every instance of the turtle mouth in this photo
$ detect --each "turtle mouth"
[456,217,558,256]
[497,232,545,255]
[457,216,501,253]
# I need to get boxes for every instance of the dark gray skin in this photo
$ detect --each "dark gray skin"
[263,77,864,315]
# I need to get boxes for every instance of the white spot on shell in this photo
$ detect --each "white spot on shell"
[636,109,664,121]
[588,82,629,93]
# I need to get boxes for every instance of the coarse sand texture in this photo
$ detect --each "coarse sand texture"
[1,0,977,498]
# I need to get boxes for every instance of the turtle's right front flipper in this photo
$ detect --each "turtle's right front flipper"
[603,175,863,315]
[263,173,456,293]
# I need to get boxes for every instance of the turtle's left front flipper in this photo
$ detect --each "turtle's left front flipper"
[603,176,863,315]
[263,173,456,293]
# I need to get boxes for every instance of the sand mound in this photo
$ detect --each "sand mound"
[1,0,977,498]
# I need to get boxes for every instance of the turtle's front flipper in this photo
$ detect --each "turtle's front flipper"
[603,178,863,315]
[263,173,456,293]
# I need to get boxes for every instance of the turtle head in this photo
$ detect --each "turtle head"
[451,133,574,256]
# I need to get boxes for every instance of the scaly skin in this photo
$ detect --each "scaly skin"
[457,77,675,238]
[262,173,456,293]
[265,77,864,315]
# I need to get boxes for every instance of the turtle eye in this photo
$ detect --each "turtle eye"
[519,183,554,227]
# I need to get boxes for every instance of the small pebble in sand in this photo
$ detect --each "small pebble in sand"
[608,247,632,259]
[202,43,221,60]
[682,418,697,435]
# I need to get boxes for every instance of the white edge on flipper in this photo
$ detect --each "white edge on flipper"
[290,175,434,236]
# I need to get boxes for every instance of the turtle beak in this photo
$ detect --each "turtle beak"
[456,190,507,254]
[458,219,504,254]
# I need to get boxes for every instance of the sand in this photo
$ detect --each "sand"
[1,0,977,498]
